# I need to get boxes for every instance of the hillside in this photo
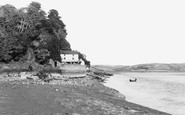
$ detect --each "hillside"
[92,63,185,73]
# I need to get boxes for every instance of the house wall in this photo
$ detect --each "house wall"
[61,54,79,62]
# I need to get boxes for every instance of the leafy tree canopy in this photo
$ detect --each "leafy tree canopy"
[0,2,71,64]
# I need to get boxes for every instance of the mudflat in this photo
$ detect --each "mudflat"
[0,76,171,115]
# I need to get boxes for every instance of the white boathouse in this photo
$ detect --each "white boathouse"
[60,50,81,64]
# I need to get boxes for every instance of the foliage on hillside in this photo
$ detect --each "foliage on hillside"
[93,63,185,72]
[0,2,71,64]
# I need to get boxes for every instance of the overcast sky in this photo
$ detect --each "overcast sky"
[1,0,185,65]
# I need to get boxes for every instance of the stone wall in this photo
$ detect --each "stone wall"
[60,64,86,73]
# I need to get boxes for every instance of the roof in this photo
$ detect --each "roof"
[60,50,79,54]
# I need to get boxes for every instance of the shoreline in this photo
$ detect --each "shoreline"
[0,73,171,115]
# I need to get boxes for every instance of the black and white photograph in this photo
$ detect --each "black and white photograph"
[0,0,185,115]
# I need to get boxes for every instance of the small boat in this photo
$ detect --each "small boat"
[129,78,137,82]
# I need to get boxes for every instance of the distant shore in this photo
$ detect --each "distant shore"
[92,63,185,73]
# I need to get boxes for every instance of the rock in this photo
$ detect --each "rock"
[20,72,30,79]
[114,93,126,100]
[31,75,39,80]
[8,73,20,77]
[72,113,81,115]
[0,73,9,78]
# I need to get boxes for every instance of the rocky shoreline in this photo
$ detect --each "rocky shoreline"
[0,73,171,115]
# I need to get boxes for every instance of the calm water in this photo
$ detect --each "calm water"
[104,73,185,115]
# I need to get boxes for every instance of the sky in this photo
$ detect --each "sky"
[1,0,185,65]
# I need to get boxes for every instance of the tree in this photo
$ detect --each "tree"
[47,9,71,50]
[29,2,41,10]
[34,48,50,64]
[0,2,72,65]
[58,28,71,50]
[1,4,18,21]
[37,31,61,63]
[48,9,66,32]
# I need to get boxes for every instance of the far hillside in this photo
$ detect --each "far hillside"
[92,63,185,73]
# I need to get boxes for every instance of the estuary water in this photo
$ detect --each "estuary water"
[104,73,185,115]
